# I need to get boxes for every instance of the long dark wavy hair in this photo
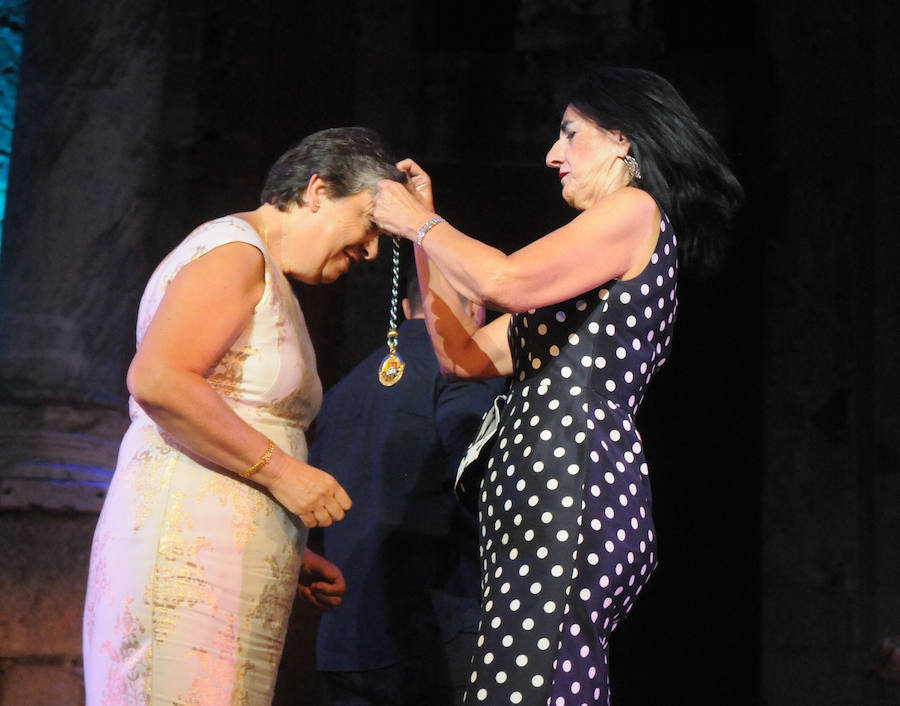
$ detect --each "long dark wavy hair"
[561,67,744,274]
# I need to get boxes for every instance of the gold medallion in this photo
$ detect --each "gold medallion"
[379,238,405,387]
[378,352,405,386]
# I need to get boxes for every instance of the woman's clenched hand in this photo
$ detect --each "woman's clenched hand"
[255,450,352,527]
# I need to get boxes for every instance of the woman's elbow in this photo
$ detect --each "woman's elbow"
[479,271,532,313]
[439,361,468,380]
[127,356,174,411]
[477,268,517,311]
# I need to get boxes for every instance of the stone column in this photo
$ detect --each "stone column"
[0,1,197,701]
[0,0,183,511]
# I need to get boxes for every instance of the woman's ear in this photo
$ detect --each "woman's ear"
[305,173,327,213]
[609,130,631,158]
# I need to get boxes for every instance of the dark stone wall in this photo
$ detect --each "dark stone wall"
[760,0,900,704]
[0,1,897,705]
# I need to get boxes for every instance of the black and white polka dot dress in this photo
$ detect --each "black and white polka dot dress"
[465,213,678,706]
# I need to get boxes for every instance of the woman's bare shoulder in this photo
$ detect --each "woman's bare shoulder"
[584,186,658,222]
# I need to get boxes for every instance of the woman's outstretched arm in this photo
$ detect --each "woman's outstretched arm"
[376,159,659,378]
[375,169,660,313]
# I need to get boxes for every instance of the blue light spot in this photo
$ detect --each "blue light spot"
[0,0,27,253]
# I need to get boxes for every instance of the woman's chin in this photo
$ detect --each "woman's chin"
[318,266,344,284]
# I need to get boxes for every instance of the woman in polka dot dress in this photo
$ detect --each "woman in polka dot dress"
[374,67,742,705]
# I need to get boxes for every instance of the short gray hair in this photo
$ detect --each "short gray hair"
[261,127,406,209]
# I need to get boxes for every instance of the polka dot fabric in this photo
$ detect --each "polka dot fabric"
[465,213,677,706]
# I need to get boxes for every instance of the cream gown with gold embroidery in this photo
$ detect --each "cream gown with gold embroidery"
[83,216,322,705]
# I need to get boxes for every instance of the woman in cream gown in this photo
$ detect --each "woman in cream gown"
[83,128,404,705]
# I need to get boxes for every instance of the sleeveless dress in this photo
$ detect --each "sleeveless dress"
[465,212,678,706]
[83,216,323,705]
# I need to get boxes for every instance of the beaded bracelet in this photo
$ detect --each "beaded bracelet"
[241,440,274,478]
[416,216,446,247]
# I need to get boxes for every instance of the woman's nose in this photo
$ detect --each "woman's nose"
[545,139,563,168]
[362,234,379,261]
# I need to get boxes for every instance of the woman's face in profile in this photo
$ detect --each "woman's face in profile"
[298,189,381,284]
[545,105,629,209]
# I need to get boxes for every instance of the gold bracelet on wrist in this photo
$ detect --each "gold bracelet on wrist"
[241,440,275,478]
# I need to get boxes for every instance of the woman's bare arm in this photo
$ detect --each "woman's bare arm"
[391,159,513,379]
[376,161,660,378]
[128,241,350,527]
[376,182,661,313]
[413,241,513,378]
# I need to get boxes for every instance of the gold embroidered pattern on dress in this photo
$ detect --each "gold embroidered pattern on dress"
[99,598,151,706]
[84,528,112,644]
[208,347,259,401]
[198,473,275,550]
[130,426,178,532]
[247,548,298,668]
[187,241,213,265]
[267,266,293,351]
[176,613,254,706]
[148,490,216,644]
[262,385,314,425]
